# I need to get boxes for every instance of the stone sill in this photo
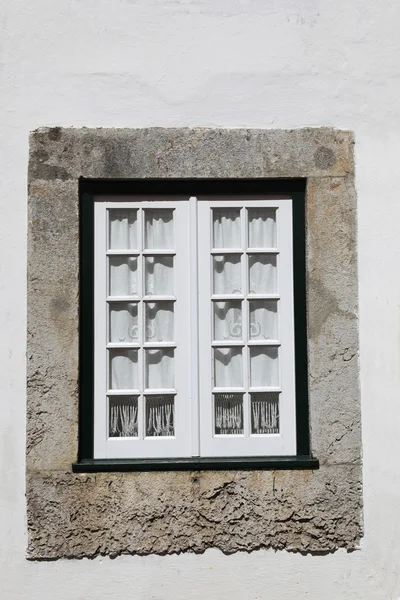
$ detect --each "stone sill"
[72,456,320,472]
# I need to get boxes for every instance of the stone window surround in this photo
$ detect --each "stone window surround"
[27,127,361,559]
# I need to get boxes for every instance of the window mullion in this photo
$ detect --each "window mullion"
[190,196,200,456]
[241,207,250,439]
[138,207,144,441]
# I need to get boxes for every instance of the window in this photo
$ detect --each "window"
[89,191,304,461]
[29,128,361,559]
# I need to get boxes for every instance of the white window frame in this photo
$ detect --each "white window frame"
[198,197,296,456]
[93,195,296,459]
[94,198,192,458]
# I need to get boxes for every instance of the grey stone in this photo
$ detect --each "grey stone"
[27,465,361,559]
[28,127,354,181]
[27,127,361,559]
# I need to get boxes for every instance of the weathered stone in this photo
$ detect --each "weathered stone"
[26,465,362,559]
[27,180,79,470]
[28,127,354,181]
[27,127,361,559]
[307,176,361,464]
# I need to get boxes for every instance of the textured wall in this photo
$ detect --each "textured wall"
[3,1,400,598]
[26,127,361,559]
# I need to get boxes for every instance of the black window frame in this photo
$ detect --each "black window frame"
[73,178,318,472]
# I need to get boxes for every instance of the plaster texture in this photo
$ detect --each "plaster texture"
[27,127,361,559]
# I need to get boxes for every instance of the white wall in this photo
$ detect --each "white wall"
[1,1,399,598]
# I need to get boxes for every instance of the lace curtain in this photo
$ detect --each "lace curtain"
[251,393,279,434]
[146,396,175,436]
[214,392,279,435]
[109,398,138,437]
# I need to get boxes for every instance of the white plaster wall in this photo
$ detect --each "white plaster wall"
[1,0,399,598]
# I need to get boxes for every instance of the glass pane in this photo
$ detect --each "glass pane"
[248,254,277,294]
[249,300,278,340]
[109,349,138,390]
[109,209,138,250]
[109,396,138,437]
[144,256,173,296]
[213,209,241,248]
[145,302,174,342]
[146,395,175,437]
[214,393,243,435]
[145,209,174,249]
[213,301,242,341]
[109,303,138,343]
[214,347,242,388]
[145,348,174,389]
[251,392,279,434]
[213,255,241,295]
[249,347,279,387]
[248,208,276,248]
[109,257,138,296]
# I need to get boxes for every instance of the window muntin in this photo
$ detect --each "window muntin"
[94,196,296,459]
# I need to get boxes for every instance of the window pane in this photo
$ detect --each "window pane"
[249,300,278,340]
[144,256,173,295]
[109,349,138,389]
[145,348,174,389]
[145,302,174,342]
[249,347,279,387]
[146,395,175,436]
[213,255,241,295]
[109,396,138,437]
[251,392,279,434]
[214,347,242,387]
[145,209,174,249]
[213,301,242,341]
[109,209,138,250]
[213,209,241,248]
[248,208,276,248]
[109,257,138,296]
[109,303,138,343]
[248,254,276,294]
[214,393,243,435]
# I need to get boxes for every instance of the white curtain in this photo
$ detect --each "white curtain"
[213,209,241,248]
[251,393,279,434]
[146,396,175,436]
[214,347,242,387]
[110,349,138,389]
[109,257,138,296]
[145,256,173,296]
[249,300,278,340]
[248,254,276,294]
[145,302,174,342]
[145,209,174,249]
[214,394,243,435]
[213,393,279,435]
[145,348,174,389]
[250,347,279,387]
[109,209,138,250]
[109,398,138,437]
[109,303,138,343]
[213,255,241,294]
[248,208,276,248]
[213,301,242,341]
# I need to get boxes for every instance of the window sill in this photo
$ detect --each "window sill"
[72,455,319,472]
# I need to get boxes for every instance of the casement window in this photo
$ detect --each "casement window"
[89,190,306,462]
[30,129,360,559]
